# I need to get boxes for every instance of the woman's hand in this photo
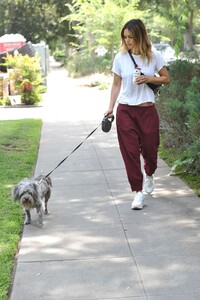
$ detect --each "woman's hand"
[104,109,114,118]
[135,66,170,85]
[135,75,149,85]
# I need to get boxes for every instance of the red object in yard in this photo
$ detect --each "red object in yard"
[0,34,26,52]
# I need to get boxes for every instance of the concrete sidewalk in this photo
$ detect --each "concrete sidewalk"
[9,68,200,300]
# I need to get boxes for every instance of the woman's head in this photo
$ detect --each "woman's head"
[120,19,152,61]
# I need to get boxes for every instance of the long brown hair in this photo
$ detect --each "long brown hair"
[120,19,152,63]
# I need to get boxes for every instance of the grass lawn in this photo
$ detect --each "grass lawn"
[0,119,42,300]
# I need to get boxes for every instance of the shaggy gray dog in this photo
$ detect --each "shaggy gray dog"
[12,175,52,225]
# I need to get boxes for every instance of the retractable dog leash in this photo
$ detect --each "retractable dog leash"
[43,116,114,179]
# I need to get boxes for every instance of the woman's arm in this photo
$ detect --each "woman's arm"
[136,66,170,85]
[105,73,122,117]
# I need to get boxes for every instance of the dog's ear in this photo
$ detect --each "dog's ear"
[12,185,20,202]
[12,181,28,202]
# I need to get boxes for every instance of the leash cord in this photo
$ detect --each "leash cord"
[44,122,101,178]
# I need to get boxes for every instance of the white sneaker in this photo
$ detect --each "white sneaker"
[144,175,154,194]
[131,191,144,210]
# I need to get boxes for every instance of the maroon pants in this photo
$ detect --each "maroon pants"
[116,104,160,192]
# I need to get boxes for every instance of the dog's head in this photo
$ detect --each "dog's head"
[12,180,38,209]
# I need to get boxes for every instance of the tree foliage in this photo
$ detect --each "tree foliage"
[0,0,74,50]
[64,0,143,59]
[62,0,200,59]
[152,0,200,50]
[0,0,200,52]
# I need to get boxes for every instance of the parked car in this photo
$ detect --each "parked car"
[153,43,176,65]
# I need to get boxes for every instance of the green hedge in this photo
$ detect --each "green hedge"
[157,59,200,174]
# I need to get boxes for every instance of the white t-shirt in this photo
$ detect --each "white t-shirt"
[112,48,166,105]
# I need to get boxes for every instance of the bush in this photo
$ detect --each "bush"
[0,97,11,106]
[157,59,200,174]
[67,50,111,77]
[185,76,200,139]
[53,49,66,63]
[4,53,45,105]
[171,140,200,174]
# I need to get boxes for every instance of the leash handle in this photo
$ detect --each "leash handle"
[45,122,101,178]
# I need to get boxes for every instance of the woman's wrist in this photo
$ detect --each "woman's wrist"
[146,76,153,83]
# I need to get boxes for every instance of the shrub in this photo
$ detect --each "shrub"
[157,59,200,174]
[0,97,11,106]
[4,53,45,105]
[185,76,200,139]
[171,140,200,174]
[53,49,66,63]
[67,50,111,77]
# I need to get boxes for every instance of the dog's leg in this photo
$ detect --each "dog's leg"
[44,200,48,214]
[44,189,51,214]
[24,209,31,225]
[36,204,43,225]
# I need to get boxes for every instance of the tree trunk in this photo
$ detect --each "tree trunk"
[6,2,15,33]
[183,10,193,50]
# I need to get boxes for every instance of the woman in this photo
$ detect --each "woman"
[105,19,170,210]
